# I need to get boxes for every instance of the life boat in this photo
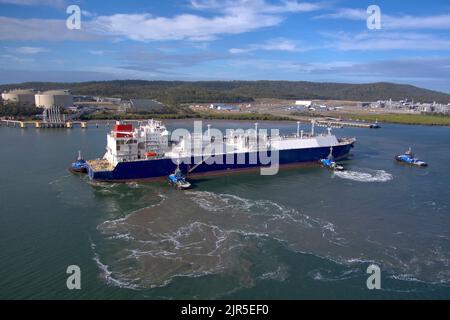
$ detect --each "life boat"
[145,151,158,158]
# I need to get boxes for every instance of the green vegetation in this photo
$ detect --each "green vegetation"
[0,101,42,119]
[2,80,450,105]
[80,111,185,121]
[290,110,450,126]
[342,113,450,126]
[290,111,326,118]
[3,80,449,125]
[80,110,292,121]
[0,81,253,107]
[193,112,292,121]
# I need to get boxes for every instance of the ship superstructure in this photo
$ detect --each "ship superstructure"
[104,119,169,165]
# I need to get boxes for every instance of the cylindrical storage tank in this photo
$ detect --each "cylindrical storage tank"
[1,89,36,105]
[35,90,73,109]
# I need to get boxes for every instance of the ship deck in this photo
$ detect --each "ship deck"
[87,159,115,172]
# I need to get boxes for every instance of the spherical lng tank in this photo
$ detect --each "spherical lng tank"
[35,90,73,108]
[1,89,37,105]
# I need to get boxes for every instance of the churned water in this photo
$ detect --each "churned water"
[1,120,449,299]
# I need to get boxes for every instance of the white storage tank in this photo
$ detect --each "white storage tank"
[35,90,73,109]
[1,89,36,105]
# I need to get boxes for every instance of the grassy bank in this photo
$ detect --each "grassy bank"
[342,113,450,126]
[81,111,293,122]
[193,112,292,121]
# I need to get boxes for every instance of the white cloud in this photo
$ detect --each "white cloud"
[117,50,229,75]
[313,8,366,20]
[0,54,35,64]
[0,16,98,41]
[256,38,300,51]
[0,68,120,84]
[191,0,327,14]
[298,57,450,83]
[325,31,450,51]
[383,14,450,30]
[0,0,327,42]
[315,8,450,30]
[82,10,95,18]
[223,56,450,92]
[268,0,327,13]
[7,46,49,54]
[229,48,253,54]
[90,12,282,41]
[227,58,354,74]
[90,1,327,42]
[0,0,65,7]
[89,50,105,56]
[230,38,318,54]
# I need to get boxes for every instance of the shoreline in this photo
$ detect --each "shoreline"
[337,113,450,127]
[115,114,450,126]
[3,113,450,127]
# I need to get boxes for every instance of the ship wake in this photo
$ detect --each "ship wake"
[93,185,450,296]
[333,168,393,183]
[94,189,347,294]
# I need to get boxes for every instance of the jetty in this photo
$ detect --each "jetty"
[316,120,380,129]
[0,106,91,129]
[0,119,88,129]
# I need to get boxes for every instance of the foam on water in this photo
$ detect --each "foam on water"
[259,266,289,282]
[308,268,361,282]
[333,169,393,183]
[390,274,425,283]
[94,190,349,291]
[98,220,246,289]
[93,185,450,294]
[90,242,140,290]
[186,191,326,228]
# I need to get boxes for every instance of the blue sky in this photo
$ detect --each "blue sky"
[1,0,450,92]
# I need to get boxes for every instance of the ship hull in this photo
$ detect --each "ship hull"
[88,142,354,182]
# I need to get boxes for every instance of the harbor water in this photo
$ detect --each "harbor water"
[1,120,450,299]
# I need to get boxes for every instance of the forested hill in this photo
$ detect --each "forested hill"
[1,80,449,105]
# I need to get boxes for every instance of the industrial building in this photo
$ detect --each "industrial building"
[35,90,73,109]
[295,100,313,108]
[209,103,240,111]
[95,97,122,104]
[1,89,37,105]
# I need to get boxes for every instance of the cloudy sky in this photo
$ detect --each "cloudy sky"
[1,0,449,92]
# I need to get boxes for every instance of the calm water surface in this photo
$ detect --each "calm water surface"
[0,120,449,299]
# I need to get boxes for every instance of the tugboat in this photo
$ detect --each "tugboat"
[69,151,88,173]
[168,165,191,190]
[320,147,345,171]
[395,147,428,167]
[370,120,381,129]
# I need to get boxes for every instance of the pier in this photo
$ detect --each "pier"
[316,120,380,129]
[0,106,90,129]
[0,119,88,129]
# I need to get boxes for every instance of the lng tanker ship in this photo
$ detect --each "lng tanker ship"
[86,120,355,182]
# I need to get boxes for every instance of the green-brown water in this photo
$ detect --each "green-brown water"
[1,120,450,299]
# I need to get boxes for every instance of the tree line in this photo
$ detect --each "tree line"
[2,80,449,105]
[0,101,42,118]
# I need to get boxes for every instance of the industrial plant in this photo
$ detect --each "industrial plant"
[1,88,74,109]
[34,90,73,108]
[1,89,83,128]
[1,89,37,105]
